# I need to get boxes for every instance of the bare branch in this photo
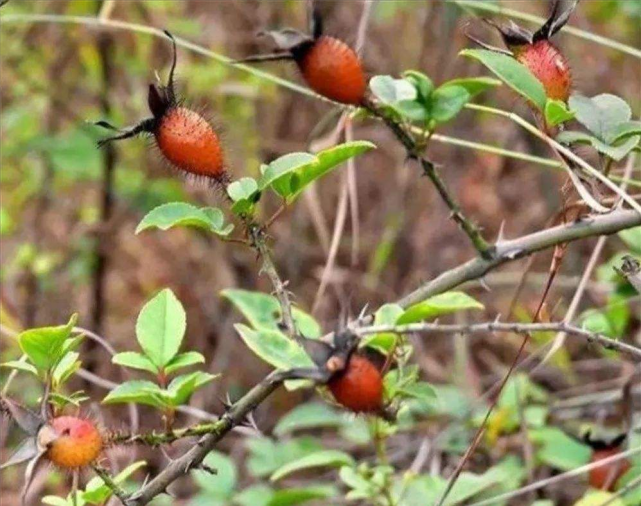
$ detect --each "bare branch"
[398,209,641,308]
[356,322,641,360]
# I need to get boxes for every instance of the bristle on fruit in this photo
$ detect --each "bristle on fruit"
[156,107,226,180]
[514,40,571,101]
[44,416,103,469]
[297,36,367,105]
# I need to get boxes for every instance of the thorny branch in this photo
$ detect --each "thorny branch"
[249,225,297,338]
[397,209,641,308]
[123,371,284,506]
[356,322,641,360]
[91,465,129,505]
[363,100,493,259]
[2,12,641,506]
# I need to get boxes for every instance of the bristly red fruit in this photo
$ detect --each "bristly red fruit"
[156,107,225,178]
[469,0,577,103]
[96,31,227,183]
[44,416,103,469]
[513,40,571,102]
[327,355,383,413]
[297,36,367,105]
[236,7,367,106]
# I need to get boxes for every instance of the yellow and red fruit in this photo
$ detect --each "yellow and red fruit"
[156,107,225,179]
[588,446,631,491]
[513,40,571,102]
[45,416,103,469]
[297,36,367,105]
[328,355,383,413]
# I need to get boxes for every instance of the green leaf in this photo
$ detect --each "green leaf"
[402,70,434,99]
[234,324,314,370]
[192,451,237,497]
[266,486,337,506]
[529,427,591,471]
[590,135,639,161]
[259,153,317,195]
[135,202,233,236]
[246,437,323,478]
[1,360,38,376]
[112,352,158,374]
[394,100,428,122]
[569,93,632,142]
[460,49,547,110]
[166,371,217,406]
[235,485,274,506]
[397,292,484,324]
[610,120,641,143]
[443,76,501,98]
[397,471,500,506]
[270,450,354,482]
[260,142,375,202]
[42,497,74,506]
[227,177,259,202]
[222,289,321,339]
[619,226,641,254]
[227,177,260,215]
[52,352,81,387]
[557,130,597,146]
[82,461,146,504]
[574,490,625,506]
[274,402,345,436]
[556,130,639,161]
[289,142,375,201]
[50,391,89,410]
[545,99,575,127]
[18,314,78,372]
[102,380,166,408]
[164,351,205,375]
[580,310,611,336]
[430,85,471,124]
[370,75,417,104]
[136,288,186,368]
[398,381,437,401]
[361,303,404,354]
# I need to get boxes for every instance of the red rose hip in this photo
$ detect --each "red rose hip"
[328,355,383,413]
[297,36,366,105]
[44,416,103,469]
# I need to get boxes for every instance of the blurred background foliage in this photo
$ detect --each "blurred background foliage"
[0,1,639,504]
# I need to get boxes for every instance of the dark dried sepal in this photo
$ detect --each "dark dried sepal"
[260,28,314,52]
[583,430,627,451]
[464,24,514,56]
[310,4,323,39]
[298,337,335,368]
[0,396,43,436]
[21,450,47,506]
[0,437,39,470]
[534,0,580,42]
[484,18,533,47]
